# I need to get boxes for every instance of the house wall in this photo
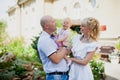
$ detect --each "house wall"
[7,0,120,44]
[20,0,39,43]
[7,5,20,38]
[53,0,120,38]
[7,0,44,44]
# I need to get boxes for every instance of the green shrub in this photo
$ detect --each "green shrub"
[116,42,120,50]
[0,21,7,45]
[31,33,42,62]
[56,19,62,28]
[31,33,46,78]
[0,37,45,79]
[90,54,104,80]
[3,38,24,58]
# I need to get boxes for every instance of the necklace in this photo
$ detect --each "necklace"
[80,35,91,43]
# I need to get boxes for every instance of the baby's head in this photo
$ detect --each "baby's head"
[62,18,72,30]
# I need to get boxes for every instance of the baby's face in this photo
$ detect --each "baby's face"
[62,20,71,30]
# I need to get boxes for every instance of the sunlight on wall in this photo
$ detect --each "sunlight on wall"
[5,0,120,44]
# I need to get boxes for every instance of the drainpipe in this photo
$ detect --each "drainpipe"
[17,1,22,37]
[19,5,22,37]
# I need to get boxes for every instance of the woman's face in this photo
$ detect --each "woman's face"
[80,24,91,35]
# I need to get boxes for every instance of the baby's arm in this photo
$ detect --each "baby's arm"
[55,35,68,43]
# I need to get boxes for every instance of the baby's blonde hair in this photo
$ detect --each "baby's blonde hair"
[82,17,100,41]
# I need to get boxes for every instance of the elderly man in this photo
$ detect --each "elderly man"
[37,15,70,80]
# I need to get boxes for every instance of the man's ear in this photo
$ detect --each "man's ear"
[44,23,49,29]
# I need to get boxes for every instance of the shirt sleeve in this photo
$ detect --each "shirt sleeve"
[95,42,102,54]
[38,38,57,57]
[87,42,98,52]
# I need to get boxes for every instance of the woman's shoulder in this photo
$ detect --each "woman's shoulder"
[74,34,82,39]
[90,41,98,45]
[88,41,99,49]
[72,34,82,41]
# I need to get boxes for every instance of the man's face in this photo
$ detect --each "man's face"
[47,17,57,32]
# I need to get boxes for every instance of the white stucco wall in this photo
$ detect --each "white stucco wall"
[7,0,44,44]
[6,0,120,44]
[53,0,120,38]
[7,5,20,38]
[94,0,120,38]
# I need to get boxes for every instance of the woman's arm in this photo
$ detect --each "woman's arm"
[71,51,95,66]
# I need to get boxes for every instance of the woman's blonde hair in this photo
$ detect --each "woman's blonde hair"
[81,17,100,41]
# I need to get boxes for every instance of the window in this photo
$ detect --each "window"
[89,0,96,8]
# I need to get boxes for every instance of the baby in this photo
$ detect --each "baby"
[55,18,71,47]
[55,18,72,66]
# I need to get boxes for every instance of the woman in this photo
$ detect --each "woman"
[69,17,100,80]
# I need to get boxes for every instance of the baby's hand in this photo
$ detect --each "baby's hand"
[63,46,72,55]
[64,56,72,66]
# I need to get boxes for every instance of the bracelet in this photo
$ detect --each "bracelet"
[63,46,70,50]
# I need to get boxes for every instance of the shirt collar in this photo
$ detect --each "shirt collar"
[42,31,53,38]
